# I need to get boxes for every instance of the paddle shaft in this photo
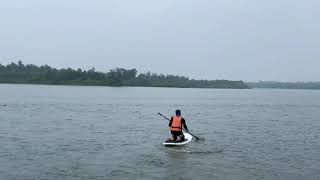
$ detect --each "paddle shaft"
[158,113,200,140]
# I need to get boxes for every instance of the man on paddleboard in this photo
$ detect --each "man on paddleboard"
[168,110,189,142]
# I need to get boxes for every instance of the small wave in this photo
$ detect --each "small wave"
[183,150,223,154]
[168,148,223,154]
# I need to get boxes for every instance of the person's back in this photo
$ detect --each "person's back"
[169,110,188,142]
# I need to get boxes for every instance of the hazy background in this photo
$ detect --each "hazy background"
[0,0,319,81]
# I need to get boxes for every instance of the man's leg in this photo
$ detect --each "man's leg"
[172,131,180,141]
[179,132,185,141]
[171,131,177,141]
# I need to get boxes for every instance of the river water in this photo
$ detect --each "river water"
[0,84,319,180]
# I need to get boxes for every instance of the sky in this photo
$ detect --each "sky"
[0,0,319,82]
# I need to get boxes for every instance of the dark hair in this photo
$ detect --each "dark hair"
[176,109,181,116]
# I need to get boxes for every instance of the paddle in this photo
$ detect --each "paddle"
[158,112,201,141]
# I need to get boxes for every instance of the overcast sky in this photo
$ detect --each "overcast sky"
[0,0,319,81]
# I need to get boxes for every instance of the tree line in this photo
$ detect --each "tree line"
[0,61,249,89]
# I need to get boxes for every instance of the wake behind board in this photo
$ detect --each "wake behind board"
[163,133,192,146]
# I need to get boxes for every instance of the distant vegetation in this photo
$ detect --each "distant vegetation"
[247,81,320,90]
[0,61,249,89]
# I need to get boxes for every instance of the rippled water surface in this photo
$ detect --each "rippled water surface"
[1,84,320,180]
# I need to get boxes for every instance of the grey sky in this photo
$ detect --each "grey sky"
[0,0,319,81]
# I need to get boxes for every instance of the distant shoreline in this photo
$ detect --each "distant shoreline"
[1,83,320,91]
[0,61,249,89]
[0,82,250,90]
[2,61,318,90]
[246,81,320,90]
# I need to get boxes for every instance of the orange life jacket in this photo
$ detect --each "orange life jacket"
[171,116,182,132]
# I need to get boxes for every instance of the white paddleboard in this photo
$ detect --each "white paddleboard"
[163,133,193,146]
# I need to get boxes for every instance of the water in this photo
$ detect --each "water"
[1,84,320,180]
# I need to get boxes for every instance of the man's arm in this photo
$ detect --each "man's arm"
[182,118,189,131]
[168,117,173,127]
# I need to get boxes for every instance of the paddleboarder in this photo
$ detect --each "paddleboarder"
[168,110,189,142]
